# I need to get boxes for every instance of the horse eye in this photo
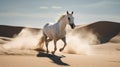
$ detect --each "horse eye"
[68,17,70,20]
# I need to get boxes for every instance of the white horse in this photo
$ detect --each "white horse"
[38,11,75,55]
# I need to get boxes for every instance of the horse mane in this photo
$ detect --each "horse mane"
[57,15,66,22]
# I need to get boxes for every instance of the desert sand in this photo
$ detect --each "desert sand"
[0,21,120,67]
[0,47,120,67]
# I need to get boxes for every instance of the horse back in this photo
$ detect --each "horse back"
[43,23,66,40]
[43,23,58,39]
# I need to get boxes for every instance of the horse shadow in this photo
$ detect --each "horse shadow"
[37,51,70,66]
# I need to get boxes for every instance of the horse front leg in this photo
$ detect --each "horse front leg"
[60,37,67,52]
[52,40,57,55]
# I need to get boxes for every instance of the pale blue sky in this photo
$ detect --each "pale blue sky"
[0,0,120,28]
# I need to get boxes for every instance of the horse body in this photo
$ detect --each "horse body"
[39,11,75,55]
[43,16,67,41]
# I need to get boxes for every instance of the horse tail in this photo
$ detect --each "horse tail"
[35,23,49,51]
[35,35,45,52]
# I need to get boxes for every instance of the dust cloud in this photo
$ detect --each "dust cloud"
[0,27,99,55]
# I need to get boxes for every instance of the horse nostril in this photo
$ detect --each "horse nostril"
[70,23,75,29]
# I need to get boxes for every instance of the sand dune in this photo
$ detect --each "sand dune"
[0,21,120,67]
[0,25,24,38]
[74,21,120,43]
[0,25,40,38]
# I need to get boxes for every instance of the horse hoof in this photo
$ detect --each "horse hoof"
[52,51,55,55]
[47,51,49,54]
[59,48,63,52]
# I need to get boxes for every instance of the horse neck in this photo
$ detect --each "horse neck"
[58,17,68,32]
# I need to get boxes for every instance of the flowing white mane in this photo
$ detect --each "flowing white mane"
[57,15,66,22]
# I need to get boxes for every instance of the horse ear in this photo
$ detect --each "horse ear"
[67,11,69,14]
[71,11,73,14]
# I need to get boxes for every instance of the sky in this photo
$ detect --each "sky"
[0,0,120,28]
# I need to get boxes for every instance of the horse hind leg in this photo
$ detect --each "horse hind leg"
[52,40,57,55]
[44,34,49,54]
[60,37,67,52]
[44,36,52,54]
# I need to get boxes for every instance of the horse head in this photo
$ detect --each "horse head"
[66,11,75,29]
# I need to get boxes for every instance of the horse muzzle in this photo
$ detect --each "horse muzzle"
[70,23,75,29]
